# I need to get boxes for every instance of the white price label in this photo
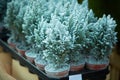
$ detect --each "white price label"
[69,74,82,80]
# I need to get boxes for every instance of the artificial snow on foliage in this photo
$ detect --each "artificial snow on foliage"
[4,0,117,71]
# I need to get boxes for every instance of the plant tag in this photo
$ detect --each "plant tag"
[69,74,82,80]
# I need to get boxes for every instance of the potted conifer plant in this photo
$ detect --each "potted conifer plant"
[22,0,39,61]
[4,0,22,49]
[34,18,48,70]
[14,0,29,56]
[4,0,29,56]
[85,15,117,70]
[67,0,90,72]
[43,16,73,79]
[23,0,48,63]
[29,0,76,70]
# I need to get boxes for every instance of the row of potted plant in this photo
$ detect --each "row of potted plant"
[4,0,117,79]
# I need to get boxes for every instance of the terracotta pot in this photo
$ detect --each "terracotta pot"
[70,55,86,71]
[25,50,37,64]
[35,61,46,71]
[34,57,46,71]
[16,44,26,57]
[7,37,17,49]
[86,62,108,70]
[86,56,109,70]
[70,63,85,71]
[45,64,70,79]
[16,48,26,57]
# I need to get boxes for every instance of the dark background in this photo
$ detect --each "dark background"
[0,0,11,22]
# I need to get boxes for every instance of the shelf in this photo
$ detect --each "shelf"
[0,39,109,80]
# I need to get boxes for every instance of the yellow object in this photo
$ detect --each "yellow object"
[12,59,38,80]
[0,46,39,80]
[110,48,120,80]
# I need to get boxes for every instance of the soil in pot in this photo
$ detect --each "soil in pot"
[86,56,109,70]
[34,55,46,71]
[25,50,37,64]
[45,64,70,79]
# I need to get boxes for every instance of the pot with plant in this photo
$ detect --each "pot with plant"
[35,54,47,71]
[42,17,73,79]
[68,14,87,72]
[24,34,38,63]
[14,0,29,56]
[33,19,48,70]
[67,0,90,71]
[4,0,23,49]
[25,49,38,64]
[69,47,86,72]
[85,15,117,70]
[31,0,75,71]
[22,0,49,63]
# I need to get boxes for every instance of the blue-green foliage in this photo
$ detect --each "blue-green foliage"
[27,0,117,66]
[4,0,21,41]
[87,15,117,60]
[4,0,117,67]
[42,15,72,68]
[4,0,28,43]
